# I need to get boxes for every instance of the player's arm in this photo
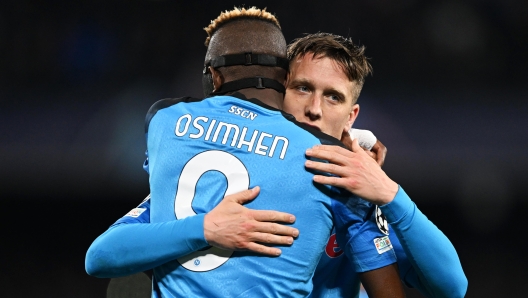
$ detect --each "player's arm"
[379,187,468,298]
[85,198,208,278]
[359,264,405,298]
[85,187,299,278]
[332,194,404,298]
[305,141,468,297]
[328,192,406,298]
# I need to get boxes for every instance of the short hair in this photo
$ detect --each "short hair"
[287,33,372,100]
[203,7,287,83]
[204,7,281,47]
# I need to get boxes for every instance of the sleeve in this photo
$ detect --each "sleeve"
[333,195,397,273]
[85,196,209,278]
[379,186,468,298]
[110,195,151,226]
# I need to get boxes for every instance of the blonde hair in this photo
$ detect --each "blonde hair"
[204,7,281,47]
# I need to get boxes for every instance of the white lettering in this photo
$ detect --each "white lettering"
[227,105,258,120]
[204,119,217,141]
[189,116,208,139]
[213,122,240,146]
[175,114,191,136]
[173,114,288,159]
[255,132,272,156]
[269,136,288,159]
[237,127,259,152]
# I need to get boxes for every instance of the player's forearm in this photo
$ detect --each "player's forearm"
[85,214,208,278]
[379,187,468,298]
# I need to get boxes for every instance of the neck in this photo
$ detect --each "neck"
[236,88,284,110]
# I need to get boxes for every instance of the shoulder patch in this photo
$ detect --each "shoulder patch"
[125,207,147,218]
[375,206,389,235]
[374,236,393,254]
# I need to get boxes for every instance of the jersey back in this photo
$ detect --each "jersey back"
[146,94,347,297]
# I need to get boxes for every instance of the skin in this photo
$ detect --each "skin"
[114,51,405,298]
[202,54,391,255]
[116,22,403,296]
[207,50,404,297]
[284,53,359,139]
[203,186,298,256]
[284,53,399,205]
[281,52,403,296]
[202,30,389,257]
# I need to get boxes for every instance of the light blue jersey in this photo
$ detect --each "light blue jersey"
[101,186,467,298]
[88,92,466,297]
[111,198,375,298]
[144,93,394,297]
[87,92,467,296]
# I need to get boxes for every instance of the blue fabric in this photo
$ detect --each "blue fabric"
[143,94,395,297]
[86,187,467,297]
[380,186,468,298]
[86,93,401,296]
[85,195,207,278]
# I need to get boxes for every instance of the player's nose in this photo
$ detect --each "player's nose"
[305,95,322,121]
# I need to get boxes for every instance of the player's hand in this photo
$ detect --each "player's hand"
[203,186,299,256]
[305,139,398,205]
[341,130,387,167]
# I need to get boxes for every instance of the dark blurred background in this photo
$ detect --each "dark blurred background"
[1,0,527,297]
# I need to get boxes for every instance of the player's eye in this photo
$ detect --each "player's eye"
[297,86,309,93]
[327,94,342,102]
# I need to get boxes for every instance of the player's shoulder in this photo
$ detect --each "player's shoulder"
[145,96,203,133]
[295,122,347,148]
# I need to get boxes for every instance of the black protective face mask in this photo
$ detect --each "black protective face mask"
[202,72,214,97]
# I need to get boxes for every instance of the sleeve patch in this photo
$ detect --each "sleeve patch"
[375,206,389,235]
[374,236,393,254]
[125,207,147,218]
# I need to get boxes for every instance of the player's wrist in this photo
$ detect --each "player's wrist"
[203,213,215,246]
[378,180,399,205]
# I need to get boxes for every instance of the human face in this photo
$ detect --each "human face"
[284,53,360,140]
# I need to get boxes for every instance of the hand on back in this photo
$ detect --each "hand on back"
[204,186,299,256]
[305,139,398,205]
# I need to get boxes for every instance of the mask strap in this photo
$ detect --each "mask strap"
[204,53,289,74]
[210,77,285,95]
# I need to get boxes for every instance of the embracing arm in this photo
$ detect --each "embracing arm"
[305,140,467,297]
[381,187,468,298]
[85,206,208,278]
[85,187,298,278]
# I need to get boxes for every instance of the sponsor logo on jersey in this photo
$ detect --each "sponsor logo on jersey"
[325,233,344,258]
[373,236,393,254]
[125,207,147,218]
[375,206,389,235]
[228,105,258,120]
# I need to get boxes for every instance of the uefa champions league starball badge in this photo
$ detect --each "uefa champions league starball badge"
[375,206,389,235]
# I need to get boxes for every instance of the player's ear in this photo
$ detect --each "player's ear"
[284,70,291,88]
[209,67,224,91]
[344,104,360,133]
